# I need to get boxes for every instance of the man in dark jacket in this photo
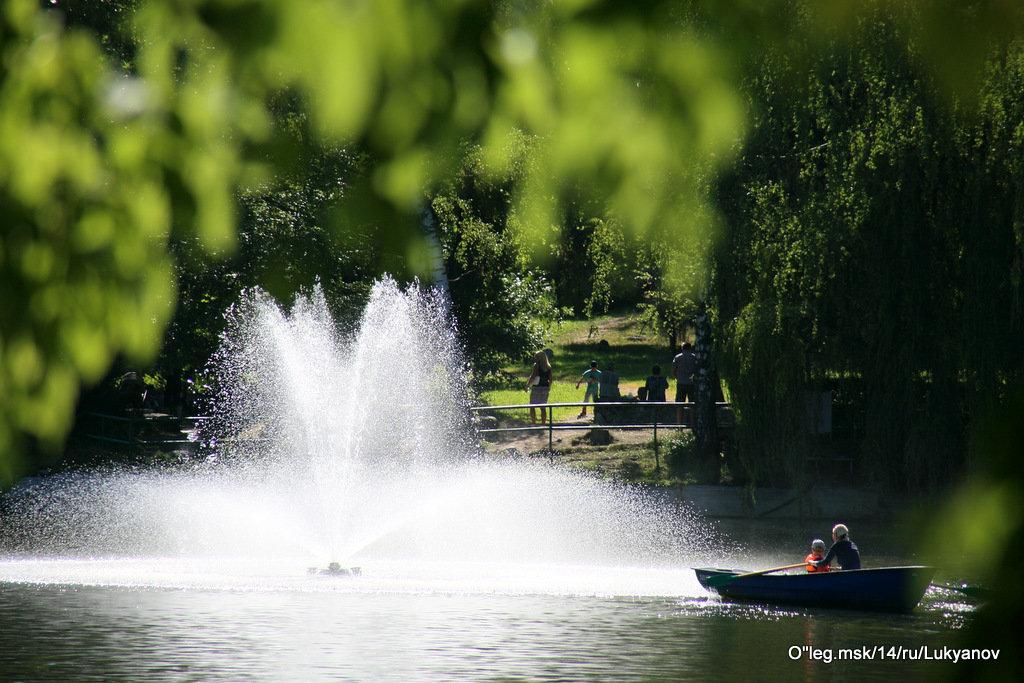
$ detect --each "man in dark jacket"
[671,342,697,425]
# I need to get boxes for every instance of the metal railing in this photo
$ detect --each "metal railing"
[80,411,208,453]
[470,401,733,469]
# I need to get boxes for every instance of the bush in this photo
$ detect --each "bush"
[666,431,720,484]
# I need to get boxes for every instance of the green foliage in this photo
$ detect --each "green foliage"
[3,0,752,486]
[920,386,1024,679]
[664,430,696,479]
[635,242,699,351]
[551,212,637,317]
[0,0,1020,503]
[46,0,140,68]
[431,147,556,376]
[433,145,642,373]
[714,6,1024,492]
[156,146,375,413]
[0,0,176,483]
[631,183,720,350]
[664,429,720,484]
[235,148,374,319]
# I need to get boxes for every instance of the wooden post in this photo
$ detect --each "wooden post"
[653,418,660,472]
[548,409,553,453]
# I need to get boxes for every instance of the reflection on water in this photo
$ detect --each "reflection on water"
[0,474,980,680]
[0,539,980,683]
[0,576,974,682]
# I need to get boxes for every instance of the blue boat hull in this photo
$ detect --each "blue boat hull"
[693,566,935,612]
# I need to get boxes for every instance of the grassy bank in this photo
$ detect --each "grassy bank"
[479,313,674,414]
[475,313,721,486]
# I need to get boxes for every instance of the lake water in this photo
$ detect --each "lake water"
[0,521,977,682]
[0,285,981,681]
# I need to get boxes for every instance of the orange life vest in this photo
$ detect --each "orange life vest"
[805,553,830,573]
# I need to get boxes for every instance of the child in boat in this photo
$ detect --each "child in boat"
[805,538,831,572]
[812,523,861,570]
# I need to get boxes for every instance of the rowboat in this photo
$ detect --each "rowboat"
[693,566,935,612]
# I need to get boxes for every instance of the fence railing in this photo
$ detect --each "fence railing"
[470,401,733,469]
[80,411,208,453]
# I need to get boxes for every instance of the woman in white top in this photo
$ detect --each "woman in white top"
[526,351,553,424]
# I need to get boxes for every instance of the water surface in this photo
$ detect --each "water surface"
[0,548,974,682]
[0,282,978,680]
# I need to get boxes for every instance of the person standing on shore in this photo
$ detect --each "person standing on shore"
[598,361,620,400]
[526,350,553,425]
[644,365,669,402]
[672,342,696,425]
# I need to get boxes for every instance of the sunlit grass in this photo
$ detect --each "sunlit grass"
[475,313,716,485]
[479,384,583,423]
[484,311,674,416]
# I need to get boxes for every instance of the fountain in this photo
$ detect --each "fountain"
[0,278,726,597]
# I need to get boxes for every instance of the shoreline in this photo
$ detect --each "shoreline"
[666,484,888,521]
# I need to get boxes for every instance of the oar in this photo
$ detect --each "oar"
[706,563,808,587]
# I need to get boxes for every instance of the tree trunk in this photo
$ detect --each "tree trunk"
[694,301,719,462]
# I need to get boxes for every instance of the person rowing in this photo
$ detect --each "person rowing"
[812,523,861,571]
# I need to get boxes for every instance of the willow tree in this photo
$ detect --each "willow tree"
[715,4,1024,494]
[716,13,960,490]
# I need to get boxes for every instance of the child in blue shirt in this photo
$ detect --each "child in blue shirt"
[575,360,601,418]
